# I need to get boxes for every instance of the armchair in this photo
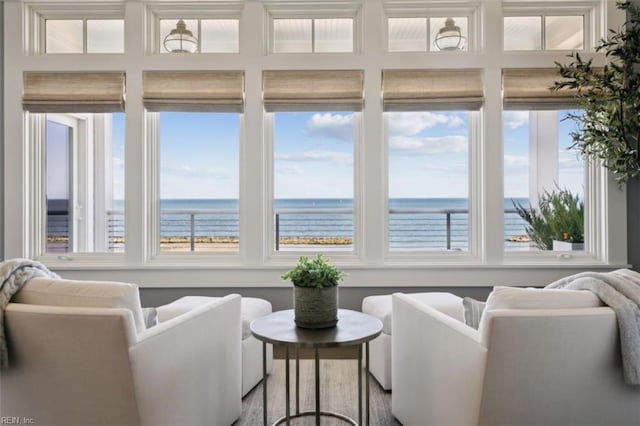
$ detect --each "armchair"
[392,290,640,426]
[1,278,242,426]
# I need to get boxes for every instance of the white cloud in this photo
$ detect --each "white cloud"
[277,165,304,175]
[504,154,528,168]
[503,111,529,129]
[387,112,455,136]
[447,114,465,128]
[305,113,353,141]
[389,135,467,155]
[275,150,353,165]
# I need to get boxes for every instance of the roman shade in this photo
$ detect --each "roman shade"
[382,69,484,111]
[143,71,245,112]
[23,72,125,113]
[263,70,364,112]
[502,68,578,110]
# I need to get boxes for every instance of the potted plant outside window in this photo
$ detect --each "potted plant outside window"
[282,254,345,329]
[513,188,584,251]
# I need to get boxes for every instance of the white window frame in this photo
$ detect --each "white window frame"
[27,112,121,260]
[3,0,629,286]
[26,3,125,55]
[264,1,362,54]
[503,110,603,262]
[263,111,364,265]
[145,111,245,264]
[145,3,243,55]
[383,1,481,53]
[502,1,602,52]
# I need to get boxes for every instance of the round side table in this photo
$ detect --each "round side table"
[250,309,383,426]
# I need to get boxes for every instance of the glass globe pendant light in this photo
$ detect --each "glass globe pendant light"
[163,19,198,53]
[434,17,466,51]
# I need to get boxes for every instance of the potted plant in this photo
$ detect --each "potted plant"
[553,1,640,184]
[513,188,584,251]
[282,254,345,329]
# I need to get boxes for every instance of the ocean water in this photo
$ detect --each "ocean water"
[48,198,530,250]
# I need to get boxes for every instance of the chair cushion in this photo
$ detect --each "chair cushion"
[478,286,604,334]
[363,292,463,334]
[156,296,272,339]
[14,277,146,334]
[484,286,603,311]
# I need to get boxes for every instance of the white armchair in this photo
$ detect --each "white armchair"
[392,290,640,426]
[1,278,242,426]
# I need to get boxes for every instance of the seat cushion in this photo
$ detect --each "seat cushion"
[484,286,603,311]
[363,292,463,334]
[157,296,272,339]
[14,277,146,334]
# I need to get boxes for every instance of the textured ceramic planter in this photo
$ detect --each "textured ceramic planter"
[552,240,584,251]
[293,285,338,329]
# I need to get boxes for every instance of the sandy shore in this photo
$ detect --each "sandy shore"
[49,236,354,251]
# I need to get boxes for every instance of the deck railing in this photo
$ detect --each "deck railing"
[99,207,529,252]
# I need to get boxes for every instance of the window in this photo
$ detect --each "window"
[44,113,125,253]
[503,110,585,252]
[159,18,239,53]
[158,112,240,253]
[382,69,482,252]
[264,70,363,252]
[387,111,470,250]
[388,16,469,52]
[502,68,586,253]
[45,19,124,53]
[272,18,354,53]
[5,1,627,279]
[273,111,354,251]
[501,0,601,52]
[503,15,585,51]
[143,71,244,255]
[23,71,126,255]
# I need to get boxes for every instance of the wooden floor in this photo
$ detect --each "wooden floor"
[236,359,401,426]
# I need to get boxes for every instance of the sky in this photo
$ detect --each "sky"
[503,110,584,199]
[47,109,585,202]
[387,111,469,199]
[159,112,239,199]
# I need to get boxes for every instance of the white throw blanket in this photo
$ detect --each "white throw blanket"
[547,269,640,385]
[0,259,59,369]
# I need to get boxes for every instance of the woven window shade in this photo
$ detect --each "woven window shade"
[263,70,364,112]
[502,68,578,110]
[23,72,125,113]
[143,71,244,113]
[382,69,484,111]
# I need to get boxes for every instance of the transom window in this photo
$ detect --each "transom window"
[388,16,469,52]
[504,15,584,51]
[159,19,239,53]
[271,18,354,53]
[45,19,124,54]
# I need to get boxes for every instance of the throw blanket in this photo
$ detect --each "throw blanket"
[547,269,640,385]
[0,259,59,369]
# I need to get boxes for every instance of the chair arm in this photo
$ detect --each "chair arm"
[129,294,242,426]
[392,293,487,426]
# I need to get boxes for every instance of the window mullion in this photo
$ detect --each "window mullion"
[311,18,316,52]
[83,18,88,53]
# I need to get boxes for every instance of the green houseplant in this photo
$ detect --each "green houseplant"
[553,1,640,184]
[513,188,584,251]
[282,254,345,329]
